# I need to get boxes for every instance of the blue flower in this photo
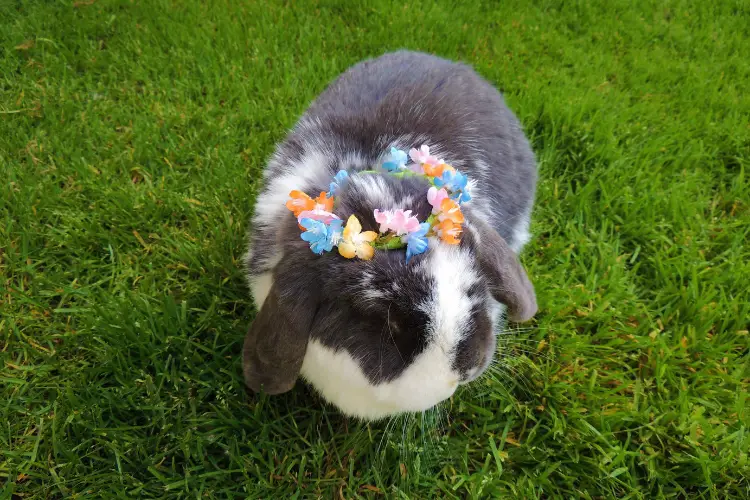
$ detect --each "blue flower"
[327,170,349,198]
[299,218,343,254]
[403,222,431,262]
[434,169,469,193]
[450,186,472,204]
[382,147,408,172]
[435,169,472,204]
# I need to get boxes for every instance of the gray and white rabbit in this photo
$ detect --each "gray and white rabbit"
[243,51,538,420]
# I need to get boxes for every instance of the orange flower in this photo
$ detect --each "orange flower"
[423,162,446,178]
[435,219,462,244]
[314,192,334,212]
[286,190,316,217]
[438,198,464,224]
[286,190,334,217]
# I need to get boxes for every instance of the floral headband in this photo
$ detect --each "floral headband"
[285,145,472,262]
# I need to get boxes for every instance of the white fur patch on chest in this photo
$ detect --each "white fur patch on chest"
[300,339,458,420]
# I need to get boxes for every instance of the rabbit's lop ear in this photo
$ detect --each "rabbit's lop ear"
[243,256,318,395]
[472,217,538,322]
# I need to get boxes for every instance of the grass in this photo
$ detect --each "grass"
[1,0,749,497]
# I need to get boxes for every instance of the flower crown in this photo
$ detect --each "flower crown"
[285,145,472,262]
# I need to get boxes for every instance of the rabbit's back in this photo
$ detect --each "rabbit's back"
[301,50,537,250]
[249,51,536,283]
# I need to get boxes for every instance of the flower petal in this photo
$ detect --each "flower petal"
[373,209,393,233]
[404,217,421,233]
[405,238,428,262]
[427,187,450,214]
[437,219,462,244]
[383,147,408,172]
[343,214,362,240]
[338,241,357,259]
[360,231,378,242]
[327,170,349,197]
[327,219,344,247]
[423,162,445,177]
[310,238,331,254]
[315,192,334,212]
[408,147,421,164]
[439,198,464,224]
[286,190,315,216]
[297,209,340,225]
[408,163,422,173]
[356,243,375,260]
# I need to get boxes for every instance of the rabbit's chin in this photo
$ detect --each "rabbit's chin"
[299,338,460,421]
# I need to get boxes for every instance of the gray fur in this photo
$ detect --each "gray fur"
[243,51,538,396]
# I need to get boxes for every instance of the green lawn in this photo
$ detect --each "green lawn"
[2,0,749,497]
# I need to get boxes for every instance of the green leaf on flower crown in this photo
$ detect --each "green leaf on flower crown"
[372,233,407,250]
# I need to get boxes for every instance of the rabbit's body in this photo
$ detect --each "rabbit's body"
[244,51,537,420]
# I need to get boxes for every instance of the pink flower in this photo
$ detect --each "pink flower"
[408,163,427,174]
[427,187,450,214]
[374,209,394,233]
[391,210,421,235]
[373,209,420,235]
[409,145,439,166]
[297,209,340,225]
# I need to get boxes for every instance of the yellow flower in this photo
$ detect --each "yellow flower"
[338,215,377,260]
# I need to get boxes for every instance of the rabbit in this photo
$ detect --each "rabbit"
[243,50,537,421]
